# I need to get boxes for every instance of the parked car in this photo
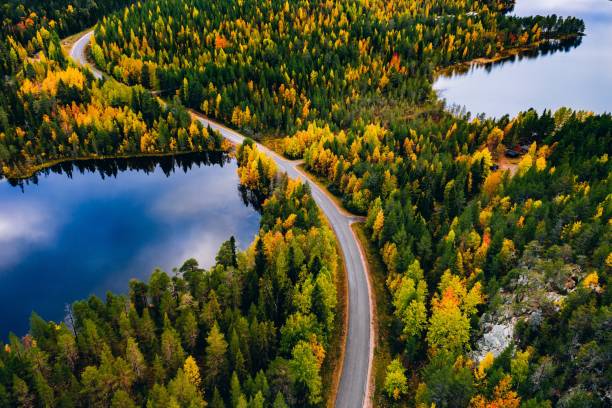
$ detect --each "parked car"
[505,149,519,158]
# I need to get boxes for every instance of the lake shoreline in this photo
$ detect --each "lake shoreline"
[1,146,231,181]
[432,0,612,117]
[434,33,583,79]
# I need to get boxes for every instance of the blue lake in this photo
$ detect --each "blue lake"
[434,0,612,117]
[0,154,260,337]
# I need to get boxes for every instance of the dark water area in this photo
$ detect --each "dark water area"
[0,153,260,337]
[434,0,612,118]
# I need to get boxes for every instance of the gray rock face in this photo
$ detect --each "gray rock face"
[472,242,584,362]
[473,319,516,361]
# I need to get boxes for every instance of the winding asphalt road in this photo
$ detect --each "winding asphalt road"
[70,30,373,408]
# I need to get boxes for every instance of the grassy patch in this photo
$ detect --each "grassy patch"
[497,154,521,176]
[259,136,285,156]
[350,95,427,128]
[295,163,356,218]
[257,137,361,218]
[352,222,396,407]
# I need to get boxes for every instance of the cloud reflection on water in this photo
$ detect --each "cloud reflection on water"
[0,156,259,337]
[0,202,59,269]
[151,167,240,218]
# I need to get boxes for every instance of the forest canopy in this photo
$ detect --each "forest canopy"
[92,0,583,135]
[0,0,608,407]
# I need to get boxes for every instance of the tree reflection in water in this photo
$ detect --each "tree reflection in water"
[5,151,230,189]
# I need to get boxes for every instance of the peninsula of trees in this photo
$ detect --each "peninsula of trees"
[2,141,340,407]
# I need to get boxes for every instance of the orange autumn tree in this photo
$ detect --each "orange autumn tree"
[427,271,484,353]
[470,376,521,408]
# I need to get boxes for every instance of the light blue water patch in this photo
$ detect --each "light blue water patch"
[434,0,612,118]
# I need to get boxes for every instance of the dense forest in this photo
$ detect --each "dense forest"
[285,108,611,406]
[92,0,583,135]
[0,0,609,407]
[1,0,134,43]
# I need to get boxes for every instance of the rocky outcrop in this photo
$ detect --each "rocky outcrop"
[472,242,585,361]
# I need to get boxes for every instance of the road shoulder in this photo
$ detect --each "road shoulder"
[352,222,393,407]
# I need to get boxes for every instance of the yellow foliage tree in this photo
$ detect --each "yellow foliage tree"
[582,271,599,290]
[517,153,533,175]
[474,352,494,381]
[372,210,384,241]
[535,156,546,171]
[183,356,201,388]
[427,271,483,353]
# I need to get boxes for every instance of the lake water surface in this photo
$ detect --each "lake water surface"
[0,154,260,337]
[434,0,612,117]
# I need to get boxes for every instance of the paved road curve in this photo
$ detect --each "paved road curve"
[70,31,373,408]
[69,32,104,80]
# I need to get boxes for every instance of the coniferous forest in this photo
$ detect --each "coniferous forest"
[0,0,609,407]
